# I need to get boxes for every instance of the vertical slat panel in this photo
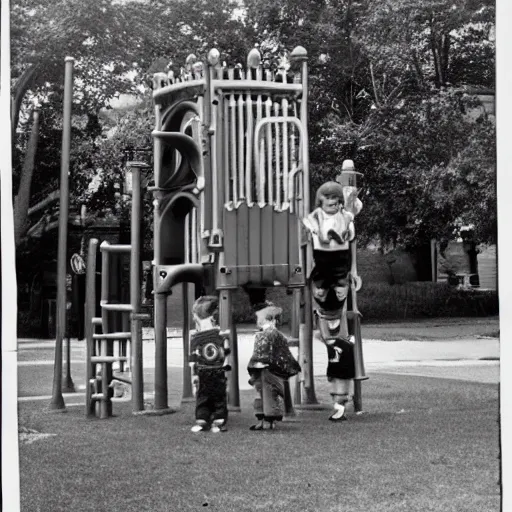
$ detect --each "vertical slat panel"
[223,207,238,288]
[236,202,250,285]
[288,212,302,285]
[261,204,274,285]
[273,210,289,285]
[248,205,262,284]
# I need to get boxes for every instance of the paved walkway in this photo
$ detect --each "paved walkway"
[16,326,500,405]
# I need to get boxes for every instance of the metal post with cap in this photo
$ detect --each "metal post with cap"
[49,56,74,411]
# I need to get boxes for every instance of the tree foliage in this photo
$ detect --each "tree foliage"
[11,0,496,260]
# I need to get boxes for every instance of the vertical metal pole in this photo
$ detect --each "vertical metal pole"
[220,289,240,410]
[85,238,98,417]
[100,247,111,419]
[62,314,75,392]
[49,56,74,411]
[130,164,144,412]
[302,279,319,404]
[291,288,302,405]
[181,283,194,402]
[154,293,168,410]
[182,214,194,402]
[62,275,76,392]
[295,49,317,404]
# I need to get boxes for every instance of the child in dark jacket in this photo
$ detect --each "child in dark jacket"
[189,296,231,433]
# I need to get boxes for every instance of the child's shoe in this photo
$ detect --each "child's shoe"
[329,403,347,422]
[211,419,227,433]
[191,420,208,432]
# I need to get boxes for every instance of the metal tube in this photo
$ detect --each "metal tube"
[282,98,289,205]
[50,56,74,411]
[265,97,273,205]
[85,238,98,417]
[224,95,230,202]
[302,280,318,404]
[245,91,253,204]
[229,69,238,204]
[182,216,193,402]
[300,59,310,214]
[154,293,168,410]
[237,93,245,199]
[181,283,194,402]
[208,64,219,230]
[219,290,240,410]
[255,67,265,205]
[130,164,144,412]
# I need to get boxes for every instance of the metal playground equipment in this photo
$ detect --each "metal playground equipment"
[84,46,367,419]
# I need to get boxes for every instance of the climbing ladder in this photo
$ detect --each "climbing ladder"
[84,161,149,418]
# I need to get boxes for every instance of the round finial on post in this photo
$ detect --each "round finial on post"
[290,46,308,62]
[247,48,262,69]
[185,53,197,71]
[208,48,220,66]
[342,159,355,172]
[192,61,203,76]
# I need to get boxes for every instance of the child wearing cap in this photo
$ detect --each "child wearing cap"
[189,295,231,433]
[302,181,355,305]
[247,303,301,431]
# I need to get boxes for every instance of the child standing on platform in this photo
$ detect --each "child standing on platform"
[189,296,231,433]
[302,181,355,306]
[247,303,301,431]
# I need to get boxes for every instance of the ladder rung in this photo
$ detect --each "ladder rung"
[92,317,102,325]
[287,338,299,347]
[93,332,132,340]
[90,356,129,364]
[112,374,132,385]
[91,393,106,401]
[100,302,133,312]
[100,243,132,253]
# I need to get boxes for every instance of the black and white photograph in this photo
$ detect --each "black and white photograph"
[1,0,509,510]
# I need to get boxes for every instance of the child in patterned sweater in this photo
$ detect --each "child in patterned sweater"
[189,296,231,433]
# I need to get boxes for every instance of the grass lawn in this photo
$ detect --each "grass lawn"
[18,373,500,512]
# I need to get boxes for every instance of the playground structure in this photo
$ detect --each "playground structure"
[84,46,367,419]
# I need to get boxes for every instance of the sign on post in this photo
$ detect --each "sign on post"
[70,253,86,275]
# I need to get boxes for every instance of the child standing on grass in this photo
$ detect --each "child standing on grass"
[247,303,301,431]
[189,296,231,433]
[322,333,356,421]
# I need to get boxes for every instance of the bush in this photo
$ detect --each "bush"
[17,310,43,338]
[357,282,499,321]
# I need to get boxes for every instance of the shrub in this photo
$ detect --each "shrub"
[357,282,498,321]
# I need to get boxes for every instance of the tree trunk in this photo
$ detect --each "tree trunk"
[11,64,40,138]
[14,108,40,246]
